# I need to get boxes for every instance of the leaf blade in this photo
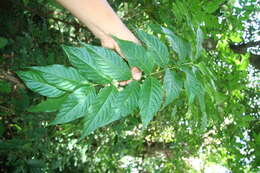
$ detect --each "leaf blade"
[84,44,131,81]
[113,81,140,117]
[50,86,96,125]
[30,64,88,91]
[114,38,154,74]
[62,45,111,84]
[139,77,163,128]
[136,30,169,67]
[28,95,68,112]
[162,27,191,60]
[181,67,204,105]
[82,86,118,137]
[196,27,204,58]
[163,69,183,106]
[16,71,65,97]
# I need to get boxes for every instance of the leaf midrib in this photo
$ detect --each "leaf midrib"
[89,48,129,78]
[75,54,112,81]
[89,87,115,119]
[143,35,167,66]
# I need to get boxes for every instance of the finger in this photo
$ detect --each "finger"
[131,67,142,81]
[119,79,133,86]
[119,81,128,86]
[101,38,116,50]
[126,79,133,84]
[101,37,125,58]
[114,42,125,58]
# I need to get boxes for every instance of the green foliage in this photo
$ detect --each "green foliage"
[135,30,169,67]
[163,69,183,106]
[0,80,12,94]
[28,95,68,112]
[18,28,190,136]
[113,81,140,117]
[204,0,226,14]
[17,71,66,97]
[196,27,204,58]
[139,77,163,128]
[162,27,192,61]
[181,67,205,105]
[1,0,259,172]
[29,64,88,91]
[114,37,155,74]
[51,86,96,125]
[82,86,118,137]
[62,45,112,84]
[83,44,132,81]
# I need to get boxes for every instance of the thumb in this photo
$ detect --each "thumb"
[101,37,124,57]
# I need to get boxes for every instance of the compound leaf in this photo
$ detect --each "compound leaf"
[197,62,216,80]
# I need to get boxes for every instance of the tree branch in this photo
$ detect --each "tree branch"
[229,40,260,54]
[229,41,260,69]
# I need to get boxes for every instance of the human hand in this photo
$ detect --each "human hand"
[57,0,142,85]
[101,37,142,86]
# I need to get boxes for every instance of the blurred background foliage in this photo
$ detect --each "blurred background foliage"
[0,0,259,172]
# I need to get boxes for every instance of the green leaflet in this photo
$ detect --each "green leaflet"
[82,86,118,137]
[114,37,154,74]
[135,30,169,67]
[16,71,65,97]
[50,86,96,125]
[196,27,204,58]
[162,27,191,61]
[139,77,163,128]
[30,64,88,91]
[197,62,217,95]
[181,67,204,105]
[163,69,183,107]
[198,92,206,114]
[197,62,216,81]
[113,81,140,118]
[28,94,68,112]
[62,45,111,84]
[84,44,131,81]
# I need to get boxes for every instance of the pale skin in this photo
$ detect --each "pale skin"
[56,0,142,85]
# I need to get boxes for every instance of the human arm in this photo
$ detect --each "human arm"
[56,0,141,83]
